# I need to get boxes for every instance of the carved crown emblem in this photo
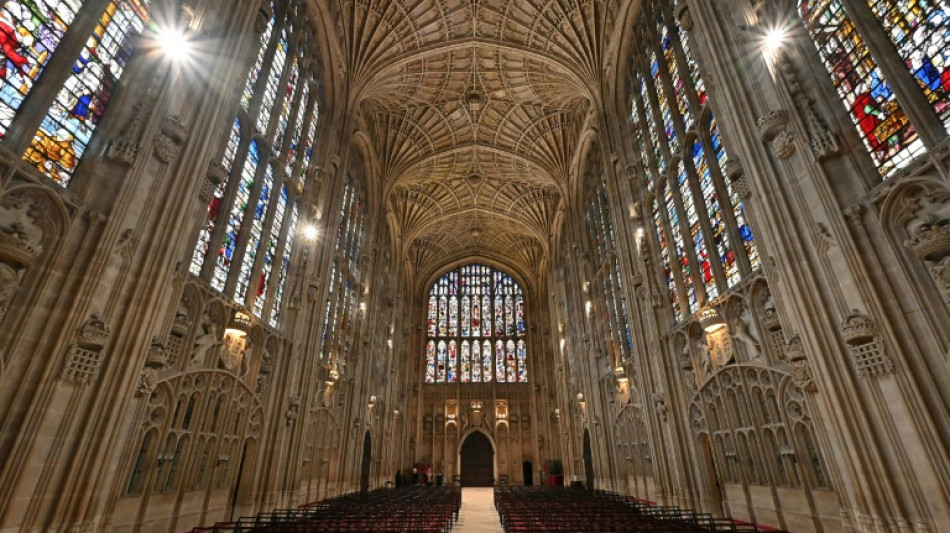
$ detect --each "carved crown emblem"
[784,334,806,362]
[905,222,950,262]
[76,312,110,347]
[840,310,877,345]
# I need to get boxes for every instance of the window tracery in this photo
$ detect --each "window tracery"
[691,367,829,490]
[797,0,949,177]
[584,161,633,369]
[189,0,319,327]
[425,264,527,384]
[630,0,759,320]
[0,1,151,185]
[319,170,365,374]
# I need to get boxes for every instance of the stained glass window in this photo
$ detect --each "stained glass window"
[190,0,319,329]
[25,0,150,185]
[869,0,950,129]
[629,0,760,320]
[256,24,288,133]
[585,173,634,366]
[318,172,365,372]
[243,3,275,109]
[191,118,241,276]
[799,0,925,176]
[0,0,82,138]
[212,139,260,292]
[424,264,528,384]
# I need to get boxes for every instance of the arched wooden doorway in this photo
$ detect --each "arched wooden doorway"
[460,431,494,487]
[583,428,594,489]
[360,430,372,492]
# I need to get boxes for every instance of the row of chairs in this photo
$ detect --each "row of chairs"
[187,486,461,532]
[494,487,786,533]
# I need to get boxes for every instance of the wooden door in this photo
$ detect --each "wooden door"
[460,432,494,487]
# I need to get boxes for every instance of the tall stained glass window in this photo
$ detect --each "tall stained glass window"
[319,171,365,374]
[629,0,759,320]
[584,162,633,368]
[798,0,949,177]
[0,0,83,138]
[190,0,320,328]
[425,264,527,384]
[24,0,150,185]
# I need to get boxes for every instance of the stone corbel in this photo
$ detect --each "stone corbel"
[756,110,796,160]
[153,115,188,164]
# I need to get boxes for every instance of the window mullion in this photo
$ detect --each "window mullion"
[224,159,269,297]
[3,0,113,153]
[840,0,946,147]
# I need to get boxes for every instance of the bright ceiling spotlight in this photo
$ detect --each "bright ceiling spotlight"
[156,27,192,61]
[763,27,788,53]
[301,224,319,241]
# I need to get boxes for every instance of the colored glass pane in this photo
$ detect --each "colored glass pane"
[710,119,760,271]
[272,57,299,153]
[666,183,697,312]
[461,295,470,337]
[256,24,288,133]
[242,4,274,109]
[425,341,436,383]
[235,162,275,305]
[285,81,309,178]
[868,0,950,129]
[300,98,319,188]
[495,341,505,382]
[0,0,81,137]
[437,341,446,382]
[424,264,527,383]
[254,184,287,317]
[517,340,527,382]
[471,341,481,382]
[26,0,150,185]
[692,141,739,287]
[447,340,457,383]
[460,341,470,382]
[427,296,437,336]
[192,118,240,276]
[655,197,680,316]
[660,24,693,130]
[640,78,666,173]
[678,161,717,301]
[269,202,296,327]
[212,139,259,291]
[651,51,679,154]
[674,17,707,106]
[800,0,924,176]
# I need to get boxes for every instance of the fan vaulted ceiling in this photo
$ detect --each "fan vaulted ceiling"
[333,0,622,280]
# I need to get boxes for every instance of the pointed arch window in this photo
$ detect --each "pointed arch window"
[425,264,527,384]
[629,0,759,320]
[189,0,320,328]
[584,167,633,369]
[319,172,365,374]
[0,1,151,185]
[797,0,949,177]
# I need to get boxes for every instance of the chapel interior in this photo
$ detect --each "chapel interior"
[0,0,949,532]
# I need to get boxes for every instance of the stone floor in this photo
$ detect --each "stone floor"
[454,488,505,533]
